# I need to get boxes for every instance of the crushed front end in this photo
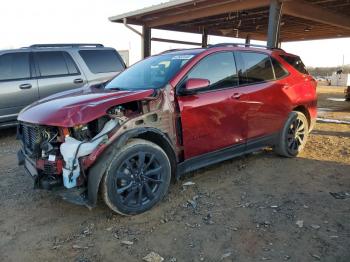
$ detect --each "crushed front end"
[16,86,178,208]
[17,123,64,189]
[17,117,117,206]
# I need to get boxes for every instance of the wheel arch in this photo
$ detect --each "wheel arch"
[135,130,177,178]
[86,127,177,207]
[292,105,311,129]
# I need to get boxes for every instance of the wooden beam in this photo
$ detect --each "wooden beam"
[147,0,270,27]
[210,29,267,41]
[283,34,350,42]
[151,37,202,46]
[283,0,350,31]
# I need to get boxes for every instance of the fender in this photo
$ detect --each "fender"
[87,127,177,207]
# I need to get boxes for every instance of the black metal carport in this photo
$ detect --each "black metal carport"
[109,0,350,58]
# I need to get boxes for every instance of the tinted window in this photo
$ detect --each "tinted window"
[0,52,30,81]
[79,50,125,74]
[281,55,308,75]
[36,51,72,77]
[187,52,238,90]
[271,57,288,79]
[237,52,274,84]
[106,53,194,90]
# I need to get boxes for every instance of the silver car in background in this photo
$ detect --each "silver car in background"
[0,44,126,127]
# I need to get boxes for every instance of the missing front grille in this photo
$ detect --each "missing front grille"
[19,124,43,159]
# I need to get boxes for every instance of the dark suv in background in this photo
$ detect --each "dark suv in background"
[0,44,126,127]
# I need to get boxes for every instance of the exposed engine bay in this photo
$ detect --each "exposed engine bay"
[18,103,126,187]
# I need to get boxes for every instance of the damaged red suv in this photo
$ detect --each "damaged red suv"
[17,43,317,215]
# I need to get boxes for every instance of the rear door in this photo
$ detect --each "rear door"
[34,51,87,99]
[177,51,247,159]
[0,52,39,123]
[234,51,290,140]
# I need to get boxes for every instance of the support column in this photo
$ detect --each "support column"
[245,34,251,45]
[142,26,151,58]
[267,0,283,48]
[201,28,208,48]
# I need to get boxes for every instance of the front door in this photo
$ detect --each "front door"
[0,52,39,123]
[176,51,247,159]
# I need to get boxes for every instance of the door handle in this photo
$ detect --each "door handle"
[283,84,291,90]
[73,78,84,84]
[231,93,241,99]
[19,83,32,89]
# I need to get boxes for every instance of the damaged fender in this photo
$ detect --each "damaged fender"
[87,127,176,207]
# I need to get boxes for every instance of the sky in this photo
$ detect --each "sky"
[1,0,349,67]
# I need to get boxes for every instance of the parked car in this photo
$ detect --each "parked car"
[345,86,350,101]
[17,43,317,215]
[0,43,126,128]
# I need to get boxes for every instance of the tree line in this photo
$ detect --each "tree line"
[307,65,350,77]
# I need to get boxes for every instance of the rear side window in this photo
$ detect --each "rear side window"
[63,52,79,75]
[79,50,125,74]
[187,52,238,90]
[35,51,79,77]
[280,55,308,75]
[271,57,289,79]
[236,52,274,85]
[0,52,30,81]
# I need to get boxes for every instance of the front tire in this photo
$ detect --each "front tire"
[102,139,171,215]
[275,111,309,157]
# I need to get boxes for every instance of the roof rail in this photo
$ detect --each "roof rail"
[159,48,187,54]
[208,43,284,51]
[29,43,104,48]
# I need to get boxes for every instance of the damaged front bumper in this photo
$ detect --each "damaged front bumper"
[17,149,91,208]
[18,149,38,179]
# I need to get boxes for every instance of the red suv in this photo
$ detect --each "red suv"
[17,43,317,215]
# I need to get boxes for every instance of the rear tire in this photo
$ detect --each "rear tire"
[275,111,309,157]
[102,139,171,216]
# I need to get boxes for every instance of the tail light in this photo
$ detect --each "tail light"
[306,76,317,89]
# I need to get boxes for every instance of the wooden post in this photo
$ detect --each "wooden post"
[142,26,151,58]
[267,0,283,48]
[245,34,251,45]
[202,28,208,48]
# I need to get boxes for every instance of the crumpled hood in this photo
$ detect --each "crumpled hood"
[18,86,154,127]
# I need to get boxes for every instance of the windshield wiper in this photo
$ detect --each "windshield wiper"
[108,87,122,91]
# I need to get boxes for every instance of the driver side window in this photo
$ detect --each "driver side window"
[187,52,238,90]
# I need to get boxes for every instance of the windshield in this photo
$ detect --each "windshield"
[105,53,195,90]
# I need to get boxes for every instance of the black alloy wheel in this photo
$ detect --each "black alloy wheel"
[102,139,171,215]
[286,117,307,155]
[115,152,163,207]
[275,111,309,157]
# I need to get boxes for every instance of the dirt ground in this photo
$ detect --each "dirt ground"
[0,86,349,262]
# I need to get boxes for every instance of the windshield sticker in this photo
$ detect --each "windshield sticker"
[171,55,194,60]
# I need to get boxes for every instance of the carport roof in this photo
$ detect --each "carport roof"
[109,0,350,42]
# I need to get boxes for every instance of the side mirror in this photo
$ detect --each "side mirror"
[185,78,210,92]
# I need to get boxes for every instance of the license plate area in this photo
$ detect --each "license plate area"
[24,158,38,178]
